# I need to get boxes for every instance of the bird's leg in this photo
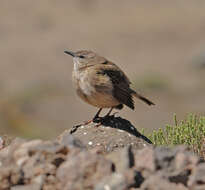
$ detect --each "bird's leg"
[90,107,115,128]
[93,107,113,127]
[83,108,103,125]
[105,107,113,117]
[70,108,103,133]
[97,107,115,125]
[92,108,103,123]
[93,108,103,120]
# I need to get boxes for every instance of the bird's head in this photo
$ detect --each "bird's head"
[64,50,106,70]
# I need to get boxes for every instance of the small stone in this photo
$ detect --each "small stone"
[106,146,134,173]
[141,174,188,190]
[135,147,155,172]
[189,163,205,187]
[95,173,127,190]
[117,130,123,133]
[57,151,113,189]
[104,184,110,190]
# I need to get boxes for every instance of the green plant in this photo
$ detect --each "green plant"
[149,114,205,156]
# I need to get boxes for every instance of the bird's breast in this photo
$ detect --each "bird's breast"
[72,69,119,108]
[72,70,95,96]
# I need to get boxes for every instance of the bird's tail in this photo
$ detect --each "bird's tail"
[131,90,155,106]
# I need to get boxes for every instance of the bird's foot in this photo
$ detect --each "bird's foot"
[92,116,102,123]
[70,113,118,134]
[112,112,119,117]
[70,119,93,134]
[92,113,116,126]
[70,124,82,134]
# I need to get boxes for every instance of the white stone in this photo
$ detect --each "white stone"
[88,141,93,145]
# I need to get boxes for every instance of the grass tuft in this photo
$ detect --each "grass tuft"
[149,114,205,157]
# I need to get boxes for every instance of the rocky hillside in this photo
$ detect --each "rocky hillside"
[0,117,204,190]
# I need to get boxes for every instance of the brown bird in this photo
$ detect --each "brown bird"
[64,50,155,122]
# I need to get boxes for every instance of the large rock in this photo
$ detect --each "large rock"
[0,119,205,190]
[68,116,153,153]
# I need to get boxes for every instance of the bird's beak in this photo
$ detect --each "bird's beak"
[64,50,76,57]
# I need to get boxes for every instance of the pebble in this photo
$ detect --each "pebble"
[117,130,124,133]
[104,185,110,190]
[88,141,93,145]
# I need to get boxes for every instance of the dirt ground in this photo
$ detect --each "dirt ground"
[0,0,205,139]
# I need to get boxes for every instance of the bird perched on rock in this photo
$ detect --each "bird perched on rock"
[64,50,155,123]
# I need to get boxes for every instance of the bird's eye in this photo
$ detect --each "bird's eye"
[79,55,85,59]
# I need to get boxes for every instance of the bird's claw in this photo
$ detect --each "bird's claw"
[70,113,117,134]
[92,116,102,123]
[93,114,115,125]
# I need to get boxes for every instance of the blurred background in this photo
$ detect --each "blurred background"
[0,0,205,139]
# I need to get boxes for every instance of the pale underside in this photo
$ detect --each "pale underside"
[72,67,120,108]
[76,88,120,108]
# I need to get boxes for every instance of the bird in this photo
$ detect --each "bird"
[64,50,155,123]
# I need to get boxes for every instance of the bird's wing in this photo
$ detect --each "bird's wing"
[93,63,135,110]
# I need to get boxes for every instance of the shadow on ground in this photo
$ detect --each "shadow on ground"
[70,115,152,144]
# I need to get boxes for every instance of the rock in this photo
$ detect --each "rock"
[95,173,127,190]
[154,146,198,172]
[70,116,152,153]
[0,134,14,150]
[189,163,205,188]
[0,138,26,166]
[0,166,23,190]
[134,147,155,174]
[0,135,86,190]
[140,174,188,190]
[106,146,134,173]
[57,131,85,149]
[153,146,198,186]
[56,150,114,190]
[1,124,205,190]
[11,183,41,190]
